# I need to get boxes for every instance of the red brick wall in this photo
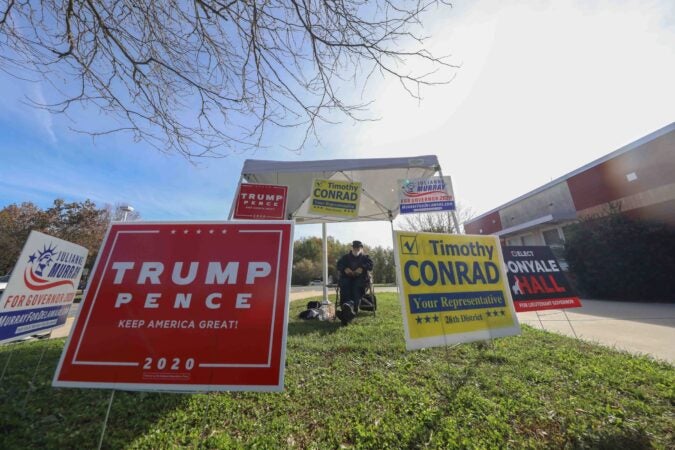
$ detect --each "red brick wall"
[568,133,674,210]
[464,211,502,235]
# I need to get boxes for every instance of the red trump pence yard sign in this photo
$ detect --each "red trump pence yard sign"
[53,221,293,392]
[233,183,288,220]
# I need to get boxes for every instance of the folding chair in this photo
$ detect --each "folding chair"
[335,271,377,318]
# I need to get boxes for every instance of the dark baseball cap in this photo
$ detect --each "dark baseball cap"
[352,240,363,248]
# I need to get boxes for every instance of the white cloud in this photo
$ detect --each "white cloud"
[330,0,675,217]
[35,88,58,145]
[301,0,675,248]
[2,0,674,251]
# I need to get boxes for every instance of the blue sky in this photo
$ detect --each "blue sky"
[1,0,674,249]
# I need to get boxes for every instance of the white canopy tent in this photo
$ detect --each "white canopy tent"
[233,155,442,223]
[230,155,456,302]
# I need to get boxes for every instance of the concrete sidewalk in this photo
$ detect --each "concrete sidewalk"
[296,291,675,364]
[51,291,674,364]
[518,299,675,364]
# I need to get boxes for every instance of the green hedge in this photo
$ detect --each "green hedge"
[564,209,675,301]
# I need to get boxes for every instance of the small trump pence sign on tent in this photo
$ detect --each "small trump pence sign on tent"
[233,183,288,220]
[395,231,520,350]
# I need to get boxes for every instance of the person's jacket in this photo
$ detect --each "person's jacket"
[336,252,373,283]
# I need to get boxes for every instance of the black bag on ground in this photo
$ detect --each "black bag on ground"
[306,301,321,310]
[299,308,320,320]
[360,293,376,311]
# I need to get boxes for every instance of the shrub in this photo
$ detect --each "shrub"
[564,206,675,301]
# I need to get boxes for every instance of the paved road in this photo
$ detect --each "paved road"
[53,290,674,364]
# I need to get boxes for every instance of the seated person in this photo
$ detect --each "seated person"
[336,240,373,323]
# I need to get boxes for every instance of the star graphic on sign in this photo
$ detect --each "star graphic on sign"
[209,229,214,234]
[500,310,506,316]
[171,230,177,234]
[486,311,492,317]
[28,253,37,263]
[433,315,439,322]
[196,230,202,234]
[184,230,189,234]
[424,316,431,323]
[493,310,500,316]
[416,317,423,324]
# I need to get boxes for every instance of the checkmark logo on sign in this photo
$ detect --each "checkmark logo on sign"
[400,235,418,255]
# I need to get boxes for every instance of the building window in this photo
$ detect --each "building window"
[562,224,576,242]
[505,237,521,246]
[543,227,568,270]
[520,234,537,245]
[543,228,564,246]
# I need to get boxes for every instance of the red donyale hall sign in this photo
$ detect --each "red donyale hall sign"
[53,221,293,392]
[233,183,288,220]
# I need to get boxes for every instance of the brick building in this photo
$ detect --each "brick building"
[464,122,675,258]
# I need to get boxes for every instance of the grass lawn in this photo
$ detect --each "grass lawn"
[0,293,673,449]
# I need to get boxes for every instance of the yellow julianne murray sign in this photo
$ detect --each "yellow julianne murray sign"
[308,179,361,218]
[394,231,520,350]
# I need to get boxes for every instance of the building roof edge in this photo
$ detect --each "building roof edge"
[467,122,675,224]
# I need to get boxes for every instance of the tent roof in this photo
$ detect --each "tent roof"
[239,155,441,224]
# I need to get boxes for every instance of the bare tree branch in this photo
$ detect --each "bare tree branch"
[0,0,457,158]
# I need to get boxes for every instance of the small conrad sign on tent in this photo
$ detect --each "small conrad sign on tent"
[53,221,293,392]
[309,179,361,218]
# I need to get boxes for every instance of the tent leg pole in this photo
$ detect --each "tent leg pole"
[436,166,461,234]
[390,220,400,296]
[322,222,329,304]
[227,176,244,220]
[451,210,462,235]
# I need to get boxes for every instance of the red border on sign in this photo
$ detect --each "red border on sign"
[233,184,288,220]
[513,297,582,312]
[52,221,293,392]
